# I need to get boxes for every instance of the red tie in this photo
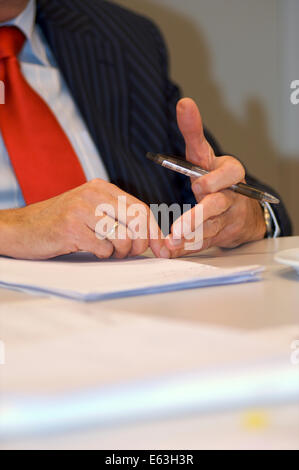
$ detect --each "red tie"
[0,26,86,205]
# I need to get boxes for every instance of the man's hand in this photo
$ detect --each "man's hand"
[0,179,164,260]
[165,98,266,256]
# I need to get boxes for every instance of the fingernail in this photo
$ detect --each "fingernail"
[160,246,171,259]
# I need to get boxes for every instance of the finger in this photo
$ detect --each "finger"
[210,197,257,248]
[147,211,169,258]
[167,236,215,258]
[91,213,134,259]
[192,156,245,198]
[166,191,233,250]
[167,213,228,253]
[89,181,158,256]
[124,205,163,257]
[202,215,227,240]
[107,224,133,259]
[78,181,165,258]
[170,192,262,256]
[79,193,149,257]
[176,97,215,171]
[77,226,114,259]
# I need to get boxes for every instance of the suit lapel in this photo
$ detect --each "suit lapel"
[35,0,186,209]
[36,0,130,188]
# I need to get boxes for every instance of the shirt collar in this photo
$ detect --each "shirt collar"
[0,1,53,67]
[0,0,36,40]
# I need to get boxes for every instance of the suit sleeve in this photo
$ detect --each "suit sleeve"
[147,20,292,236]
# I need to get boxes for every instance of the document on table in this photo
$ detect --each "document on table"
[0,252,264,301]
[0,298,298,439]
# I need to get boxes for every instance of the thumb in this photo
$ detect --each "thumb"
[177,98,215,171]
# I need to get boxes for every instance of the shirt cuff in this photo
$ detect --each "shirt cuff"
[261,201,281,238]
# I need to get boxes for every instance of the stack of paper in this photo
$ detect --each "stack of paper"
[0,253,264,301]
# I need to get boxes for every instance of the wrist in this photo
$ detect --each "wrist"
[251,200,267,241]
[0,208,24,257]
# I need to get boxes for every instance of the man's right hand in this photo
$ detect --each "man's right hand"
[0,179,166,260]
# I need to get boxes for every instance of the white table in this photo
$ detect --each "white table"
[1,236,299,449]
[1,236,298,327]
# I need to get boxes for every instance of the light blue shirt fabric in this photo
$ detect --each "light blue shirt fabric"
[0,0,109,209]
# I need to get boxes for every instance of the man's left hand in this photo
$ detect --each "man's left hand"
[165,98,266,256]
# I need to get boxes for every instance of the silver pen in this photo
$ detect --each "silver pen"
[146,152,280,205]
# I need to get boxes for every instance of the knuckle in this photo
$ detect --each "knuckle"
[223,155,236,164]
[79,186,94,200]
[89,177,105,188]
[199,177,213,194]
[226,156,245,180]
[108,182,117,192]
[205,218,221,238]
[214,192,229,212]
[81,180,107,200]
[212,217,222,236]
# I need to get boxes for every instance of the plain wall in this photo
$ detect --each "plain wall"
[113,0,299,234]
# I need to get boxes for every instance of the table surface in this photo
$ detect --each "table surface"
[1,236,299,449]
[1,236,299,329]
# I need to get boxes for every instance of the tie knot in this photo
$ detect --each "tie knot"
[0,26,25,60]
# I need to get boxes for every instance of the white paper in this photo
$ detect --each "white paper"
[0,253,264,301]
[0,298,297,395]
[0,298,298,439]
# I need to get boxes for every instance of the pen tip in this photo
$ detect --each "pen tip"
[263,193,280,204]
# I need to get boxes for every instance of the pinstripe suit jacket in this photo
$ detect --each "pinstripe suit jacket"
[36,0,292,235]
